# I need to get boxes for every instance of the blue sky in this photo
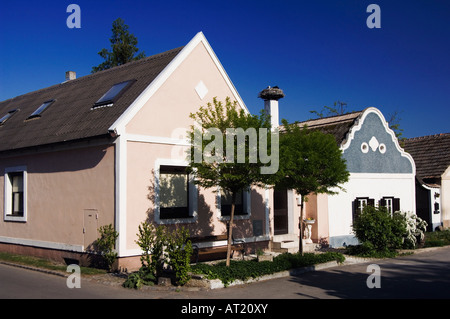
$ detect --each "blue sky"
[0,1,449,138]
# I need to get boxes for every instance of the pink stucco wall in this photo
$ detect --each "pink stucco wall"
[0,144,115,249]
[123,41,269,254]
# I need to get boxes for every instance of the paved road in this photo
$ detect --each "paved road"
[1,246,450,300]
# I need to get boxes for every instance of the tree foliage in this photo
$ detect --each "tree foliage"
[271,120,350,254]
[92,18,145,73]
[187,97,274,266]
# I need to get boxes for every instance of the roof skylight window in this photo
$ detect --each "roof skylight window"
[0,109,18,126]
[92,80,135,109]
[28,100,55,119]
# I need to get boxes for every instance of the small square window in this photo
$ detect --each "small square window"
[221,189,245,216]
[92,80,135,109]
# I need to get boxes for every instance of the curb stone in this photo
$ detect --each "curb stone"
[0,261,68,278]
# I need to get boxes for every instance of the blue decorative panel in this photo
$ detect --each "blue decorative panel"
[342,111,413,174]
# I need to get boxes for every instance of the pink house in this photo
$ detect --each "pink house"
[0,32,279,270]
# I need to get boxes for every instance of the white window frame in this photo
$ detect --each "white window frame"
[357,198,368,215]
[384,197,393,214]
[154,159,198,224]
[4,166,27,222]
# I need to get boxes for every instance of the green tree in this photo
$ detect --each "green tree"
[92,18,146,73]
[272,120,350,254]
[188,97,275,266]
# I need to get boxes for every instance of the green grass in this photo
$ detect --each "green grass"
[0,252,106,275]
[424,229,450,247]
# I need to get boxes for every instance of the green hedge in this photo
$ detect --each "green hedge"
[191,252,345,286]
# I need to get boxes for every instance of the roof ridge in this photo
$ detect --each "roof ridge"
[297,110,363,126]
[406,133,450,141]
[85,46,184,78]
[0,46,184,105]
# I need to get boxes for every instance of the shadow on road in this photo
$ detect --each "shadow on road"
[288,254,450,299]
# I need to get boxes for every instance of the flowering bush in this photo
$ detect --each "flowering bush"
[395,211,427,249]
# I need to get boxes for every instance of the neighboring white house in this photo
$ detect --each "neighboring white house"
[291,108,417,248]
[403,133,450,231]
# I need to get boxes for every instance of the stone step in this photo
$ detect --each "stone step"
[272,237,320,254]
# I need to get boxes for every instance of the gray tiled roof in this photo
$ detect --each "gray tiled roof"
[403,133,450,183]
[0,46,183,153]
[293,111,363,145]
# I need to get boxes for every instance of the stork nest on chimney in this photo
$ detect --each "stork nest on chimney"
[258,86,285,101]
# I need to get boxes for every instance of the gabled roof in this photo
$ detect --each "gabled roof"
[293,110,363,145]
[403,133,450,184]
[0,32,249,154]
[0,46,183,153]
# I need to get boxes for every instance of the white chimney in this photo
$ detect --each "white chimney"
[258,86,284,129]
[65,71,76,81]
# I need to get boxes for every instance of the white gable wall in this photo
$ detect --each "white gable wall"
[327,108,416,247]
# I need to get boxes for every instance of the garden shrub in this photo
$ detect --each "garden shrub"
[352,205,406,254]
[124,222,193,288]
[352,206,429,256]
[95,224,119,272]
[165,226,193,286]
[135,222,166,279]
[122,267,156,289]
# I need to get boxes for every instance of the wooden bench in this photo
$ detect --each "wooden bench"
[189,234,245,263]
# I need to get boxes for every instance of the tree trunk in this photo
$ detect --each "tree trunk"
[299,198,305,256]
[226,192,236,267]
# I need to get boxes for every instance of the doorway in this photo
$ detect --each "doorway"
[274,189,288,235]
[83,209,99,251]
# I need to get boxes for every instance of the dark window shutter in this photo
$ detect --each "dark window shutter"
[379,198,386,208]
[352,199,358,221]
[434,202,440,214]
[393,198,400,212]
[368,198,375,207]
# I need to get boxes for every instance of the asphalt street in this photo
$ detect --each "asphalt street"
[1,246,449,300]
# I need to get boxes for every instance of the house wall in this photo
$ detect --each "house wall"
[327,173,416,247]
[430,187,441,231]
[305,193,330,244]
[0,143,115,256]
[118,39,270,262]
[442,166,450,228]
[125,41,242,137]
